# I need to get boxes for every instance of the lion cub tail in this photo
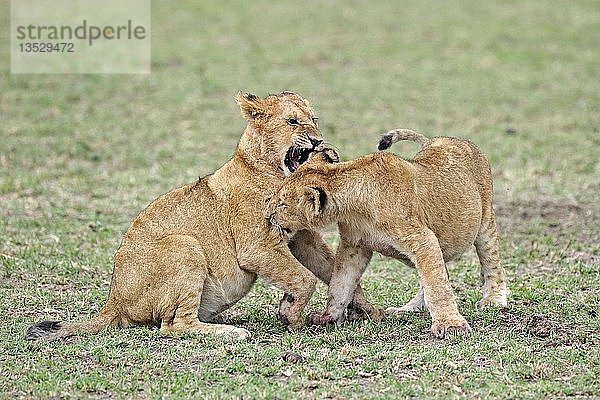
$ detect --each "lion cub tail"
[25,305,120,341]
[378,129,430,151]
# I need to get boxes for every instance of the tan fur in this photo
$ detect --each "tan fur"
[266,129,508,338]
[25,91,377,341]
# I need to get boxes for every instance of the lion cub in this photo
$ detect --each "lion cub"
[26,92,379,342]
[265,129,507,338]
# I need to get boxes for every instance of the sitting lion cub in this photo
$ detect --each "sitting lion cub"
[25,91,378,341]
[265,129,508,338]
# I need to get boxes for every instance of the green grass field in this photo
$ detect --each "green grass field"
[1,1,599,398]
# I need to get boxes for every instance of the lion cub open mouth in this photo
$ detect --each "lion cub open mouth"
[283,133,323,174]
[284,145,314,173]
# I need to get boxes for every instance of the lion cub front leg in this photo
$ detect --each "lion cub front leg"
[391,227,471,339]
[311,239,373,325]
[245,246,317,329]
[289,230,383,322]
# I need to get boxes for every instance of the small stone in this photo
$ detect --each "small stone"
[281,351,304,363]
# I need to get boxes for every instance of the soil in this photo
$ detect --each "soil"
[494,199,599,271]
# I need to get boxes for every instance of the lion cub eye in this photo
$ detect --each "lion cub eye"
[287,118,300,126]
[278,203,288,209]
[312,117,319,127]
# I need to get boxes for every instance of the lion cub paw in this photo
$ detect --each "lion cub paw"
[431,317,471,339]
[220,326,252,341]
[309,311,340,325]
[385,304,426,315]
[347,305,385,322]
[476,296,508,310]
[278,312,305,330]
[278,294,306,330]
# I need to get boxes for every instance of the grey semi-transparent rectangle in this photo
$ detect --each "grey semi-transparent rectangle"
[11,0,151,74]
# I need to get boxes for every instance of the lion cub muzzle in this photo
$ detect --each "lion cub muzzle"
[283,134,323,174]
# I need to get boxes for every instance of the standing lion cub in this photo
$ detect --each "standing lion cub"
[265,129,508,338]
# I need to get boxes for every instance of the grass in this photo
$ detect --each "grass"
[1,0,599,398]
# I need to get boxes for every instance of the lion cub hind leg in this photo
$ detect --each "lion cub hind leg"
[474,210,508,309]
[390,226,471,339]
[157,273,250,340]
[385,284,426,315]
[160,316,251,340]
[141,235,250,340]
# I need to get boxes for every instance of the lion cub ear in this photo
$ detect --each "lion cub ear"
[235,91,266,121]
[302,186,327,216]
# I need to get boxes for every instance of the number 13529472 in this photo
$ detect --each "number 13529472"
[19,42,75,52]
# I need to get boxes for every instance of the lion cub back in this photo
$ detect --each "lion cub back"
[413,137,493,193]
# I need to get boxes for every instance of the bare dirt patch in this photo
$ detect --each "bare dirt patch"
[495,199,599,273]
[495,199,598,242]
[500,309,598,350]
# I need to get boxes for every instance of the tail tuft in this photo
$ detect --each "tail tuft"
[378,135,393,150]
[25,320,63,340]
[377,128,430,151]
[24,305,119,341]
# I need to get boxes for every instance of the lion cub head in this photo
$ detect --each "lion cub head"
[265,161,335,239]
[236,91,324,176]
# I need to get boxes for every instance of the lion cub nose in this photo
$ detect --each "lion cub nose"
[309,138,323,148]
